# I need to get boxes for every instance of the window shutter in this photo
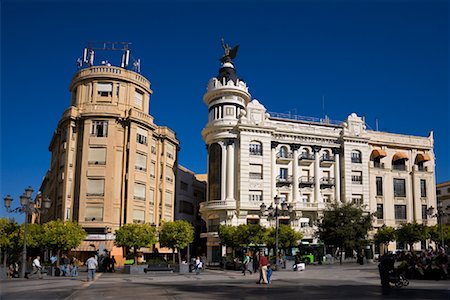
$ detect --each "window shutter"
[133,210,145,223]
[85,206,103,221]
[134,91,143,108]
[89,148,106,163]
[134,183,146,199]
[97,83,113,92]
[135,153,147,170]
[87,179,105,195]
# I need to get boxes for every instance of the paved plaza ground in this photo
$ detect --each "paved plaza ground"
[1,263,449,300]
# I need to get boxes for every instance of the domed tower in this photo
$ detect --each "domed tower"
[200,41,251,257]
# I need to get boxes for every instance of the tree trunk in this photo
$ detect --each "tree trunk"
[56,249,60,267]
[172,248,176,264]
[177,248,182,265]
[339,248,343,265]
[134,248,138,265]
[2,250,7,268]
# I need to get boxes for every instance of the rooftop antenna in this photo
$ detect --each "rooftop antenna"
[78,42,134,69]
[375,118,379,131]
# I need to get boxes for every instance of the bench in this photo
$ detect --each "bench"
[143,263,173,273]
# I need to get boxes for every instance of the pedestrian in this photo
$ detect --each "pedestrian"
[242,253,252,276]
[86,255,98,281]
[195,256,202,275]
[253,251,259,274]
[110,256,116,273]
[256,251,268,284]
[71,257,80,277]
[30,256,43,279]
[61,254,70,276]
[267,264,273,284]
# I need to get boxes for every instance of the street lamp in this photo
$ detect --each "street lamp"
[4,186,51,278]
[427,204,449,248]
[260,195,294,269]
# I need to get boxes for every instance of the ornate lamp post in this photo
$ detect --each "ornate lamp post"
[260,195,294,269]
[4,186,51,278]
[427,203,449,248]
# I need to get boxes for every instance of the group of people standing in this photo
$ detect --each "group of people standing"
[241,251,273,284]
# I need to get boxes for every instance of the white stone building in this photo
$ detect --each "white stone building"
[200,51,437,263]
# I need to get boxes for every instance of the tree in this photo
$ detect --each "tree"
[235,224,266,249]
[218,225,240,252]
[0,218,20,267]
[114,223,158,265]
[42,220,86,266]
[428,224,450,247]
[373,226,396,254]
[317,203,373,264]
[159,220,194,264]
[263,224,303,255]
[395,222,428,250]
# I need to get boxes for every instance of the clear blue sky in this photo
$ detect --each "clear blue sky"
[1,0,448,220]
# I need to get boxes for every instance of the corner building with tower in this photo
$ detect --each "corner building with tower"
[40,44,179,263]
[200,49,437,264]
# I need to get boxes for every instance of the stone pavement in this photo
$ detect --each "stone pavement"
[1,263,449,300]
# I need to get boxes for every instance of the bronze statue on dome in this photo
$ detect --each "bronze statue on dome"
[220,38,239,64]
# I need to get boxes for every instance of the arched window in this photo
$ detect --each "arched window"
[208,143,222,201]
[392,152,408,171]
[279,146,288,158]
[249,141,263,156]
[322,149,331,160]
[351,150,362,163]
[415,153,431,171]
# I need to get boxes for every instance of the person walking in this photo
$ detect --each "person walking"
[110,256,116,273]
[195,256,202,275]
[86,255,98,281]
[257,251,268,284]
[242,253,252,276]
[70,257,80,277]
[30,256,43,279]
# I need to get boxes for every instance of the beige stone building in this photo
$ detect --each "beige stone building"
[200,50,437,263]
[40,47,179,261]
[436,181,450,225]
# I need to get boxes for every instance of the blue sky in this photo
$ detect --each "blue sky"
[1,0,448,220]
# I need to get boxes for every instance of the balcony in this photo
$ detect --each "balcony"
[299,153,315,165]
[373,162,385,169]
[299,176,315,187]
[320,177,335,188]
[249,172,263,180]
[276,175,293,186]
[320,155,335,167]
[276,151,293,164]
[417,165,428,172]
[199,200,236,211]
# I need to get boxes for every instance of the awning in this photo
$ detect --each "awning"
[393,152,409,161]
[416,153,431,162]
[71,240,115,252]
[372,149,387,158]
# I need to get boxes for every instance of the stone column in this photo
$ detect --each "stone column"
[271,142,279,199]
[291,144,300,202]
[333,148,341,203]
[226,140,234,201]
[221,142,227,201]
[313,146,321,203]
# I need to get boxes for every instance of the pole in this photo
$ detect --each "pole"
[275,206,279,269]
[439,212,444,248]
[20,208,29,278]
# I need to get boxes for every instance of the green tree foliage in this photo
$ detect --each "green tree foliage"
[218,225,240,250]
[0,218,20,267]
[115,223,158,265]
[395,222,428,250]
[235,224,266,248]
[159,220,194,264]
[373,226,396,254]
[263,224,303,253]
[42,220,86,266]
[428,224,450,247]
[317,203,373,263]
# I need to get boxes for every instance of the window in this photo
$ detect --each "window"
[150,161,156,178]
[323,195,331,203]
[134,90,144,108]
[88,147,106,165]
[249,190,263,201]
[133,210,145,223]
[421,205,428,220]
[373,157,382,168]
[249,142,263,156]
[164,191,172,207]
[392,159,406,171]
[351,171,363,184]
[279,168,288,180]
[394,205,407,220]
[225,107,234,116]
[352,194,363,206]
[376,204,384,219]
[149,189,155,205]
[87,178,105,196]
[351,150,362,163]
[279,146,288,158]
[394,178,406,197]
[136,127,147,145]
[166,144,175,159]
[247,219,260,225]
[135,152,147,171]
[301,194,310,203]
[180,181,188,191]
[85,206,103,221]
[437,190,441,195]
[97,82,112,97]
[420,179,427,197]
[322,150,331,160]
[376,177,383,196]
[179,201,194,215]
[91,121,108,137]
[134,183,146,200]
[249,164,263,179]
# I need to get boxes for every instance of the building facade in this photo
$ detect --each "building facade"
[40,46,179,261]
[200,49,437,262]
[175,165,207,260]
[437,181,450,225]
